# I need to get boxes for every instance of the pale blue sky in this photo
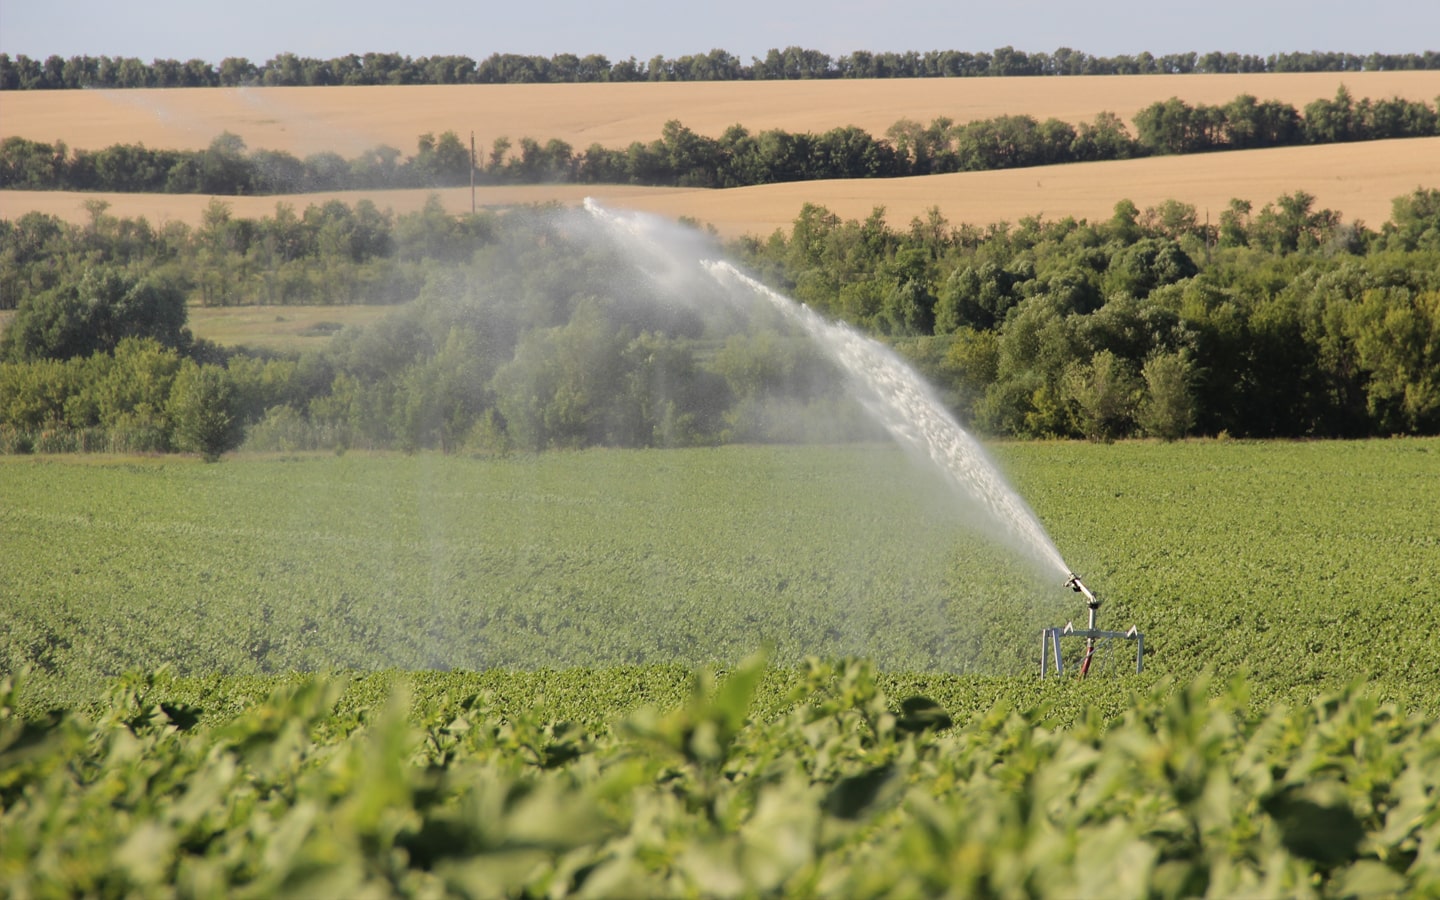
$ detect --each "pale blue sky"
[1,0,1434,64]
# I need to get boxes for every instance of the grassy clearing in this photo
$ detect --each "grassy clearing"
[185,301,403,351]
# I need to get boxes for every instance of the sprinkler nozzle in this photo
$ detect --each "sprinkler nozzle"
[1065,573,1101,609]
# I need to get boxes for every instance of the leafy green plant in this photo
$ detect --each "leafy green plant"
[3,664,1438,897]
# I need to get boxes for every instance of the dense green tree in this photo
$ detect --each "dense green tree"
[4,89,1434,198]
[388,329,490,451]
[1023,268,1096,319]
[1218,199,1253,248]
[612,332,725,447]
[1250,191,1343,253]
[1361,96,1438,139]
[709,328,853,443]
[876,248,937,335]
[223,353,317,426]
[1222,94,1303,148]
[350,145,404,187]
[1103,238,1198,298]
[1135,98,1214,154]
[1381,188,1440,251]
[983,295,1079,436]
[885,118,949,175]
[410,131,473,186]
[0,137,69,188]
[1,267,188,362]
[752,46,834,80]
[1346,287,1440,433]
[193,200,246,307]
[1062,349,1140,441]
[490,304,630,450]
[77,144,189,192]
[390,196,474,264]
[952,115,1078,170]
[1303,86,1363,143]
[199,132,253,194]
[656,120,721,187]
[217,57,256,86]
[1106,200,1144,245]
[0,356,79,430]
[72,337,184,435]
[300,152,350,191]
[935,263,1023,332]
[1137,350,1198,439]
[168,362,242,461]
[0,212,69,308]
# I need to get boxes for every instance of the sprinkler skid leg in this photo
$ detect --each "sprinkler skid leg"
[1040,626,1065,676]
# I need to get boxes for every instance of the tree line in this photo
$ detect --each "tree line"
[2,187,1437,459]
[4,47,1439,91]
[738,189,1440,441]
[4,89,1435,196]
[1,131,478,195]
[0,202,856,457]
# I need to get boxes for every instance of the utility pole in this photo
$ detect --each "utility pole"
[470,131,476,215]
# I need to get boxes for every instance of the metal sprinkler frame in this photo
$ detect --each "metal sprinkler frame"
[1040,574,1144,678]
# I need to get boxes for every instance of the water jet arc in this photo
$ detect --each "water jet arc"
[583,199,1141,673]
[703,259,1070,577]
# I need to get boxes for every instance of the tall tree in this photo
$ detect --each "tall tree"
[169,362,241,462]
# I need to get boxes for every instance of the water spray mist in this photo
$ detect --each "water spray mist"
[582,199,1145,677]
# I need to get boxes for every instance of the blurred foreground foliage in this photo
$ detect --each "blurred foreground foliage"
[4,657,1438,898]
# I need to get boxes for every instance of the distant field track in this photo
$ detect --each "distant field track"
[4,137,1436,239]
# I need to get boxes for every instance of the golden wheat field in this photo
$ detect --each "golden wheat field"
[2,71,1438,238]
[5,72,1437,155]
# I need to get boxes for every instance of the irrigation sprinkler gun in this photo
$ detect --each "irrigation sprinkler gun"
[1040,574,1144,678]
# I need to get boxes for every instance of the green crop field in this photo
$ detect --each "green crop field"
[5,440,1437,705]
[4,439,1439,896]
[3,445,1066,699]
